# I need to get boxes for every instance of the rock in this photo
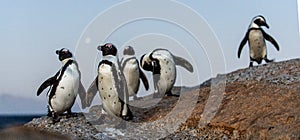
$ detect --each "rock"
[21,59,300,139]
[0,126,71,140]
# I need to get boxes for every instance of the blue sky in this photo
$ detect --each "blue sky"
[0,0,299,114]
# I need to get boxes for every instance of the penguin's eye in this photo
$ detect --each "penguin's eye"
[254,19,261,24]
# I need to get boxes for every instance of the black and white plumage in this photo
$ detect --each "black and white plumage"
[37,48,86,122]
[120,46,149,100]
[140,49,193,97]
[86,43,133,120]
[238,15,280,67]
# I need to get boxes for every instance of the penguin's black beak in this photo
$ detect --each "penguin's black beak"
[97,45,103,51]
[56,50,59,55]
[263,22,269,28]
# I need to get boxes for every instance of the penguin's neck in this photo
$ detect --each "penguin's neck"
[103,55,118,62]
[61,58,73,65]
[122,54,134,60]
[103,55,120,69]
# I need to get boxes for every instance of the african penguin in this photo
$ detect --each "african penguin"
[37,48,86,123]
[120,46,149,100]
[86,43,133,120]
[140,49,193,98]
[238,15,280,67]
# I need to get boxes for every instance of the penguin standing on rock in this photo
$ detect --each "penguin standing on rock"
[37,48,86,123]
[238,15,280,67]
[140,49,193,98]
[86,43,133,120]
[121,46,149,100]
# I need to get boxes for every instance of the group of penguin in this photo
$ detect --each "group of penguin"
[37,43,194,122]
[37,15,280,123]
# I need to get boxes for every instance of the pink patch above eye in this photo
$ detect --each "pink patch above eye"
[62,49,68,52]
[106,43,112,48]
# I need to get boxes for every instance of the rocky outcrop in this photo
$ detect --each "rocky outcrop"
[19,59,300,139]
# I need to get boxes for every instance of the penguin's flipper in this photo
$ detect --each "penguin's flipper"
[238,31,249,58]
[37,71,59,96]
[116,63,132,119]
[172,55,194,73]
[78,82,87,109]
[262,30,280,51]
[119,66,130,104]
[86,77,98,107]
[139,66,149,90]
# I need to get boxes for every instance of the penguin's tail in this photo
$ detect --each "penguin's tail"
[172,55,194,73]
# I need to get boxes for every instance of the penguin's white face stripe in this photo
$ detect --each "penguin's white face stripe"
[252,16,265,23]
[141,53,152,67]
[249,16,266,28]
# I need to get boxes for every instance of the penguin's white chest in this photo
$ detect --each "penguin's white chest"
[98,64,122,116]
[50,64,79,114]
[248,30,267,59]
[123,59,140,96]
[159,58,176,93]
[153,51,176,94]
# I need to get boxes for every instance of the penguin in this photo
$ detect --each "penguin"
[37,48,86,123]
[140,48,193,98]
[238,15,280,67]
[120,46,149,100]
[86,43,133,120]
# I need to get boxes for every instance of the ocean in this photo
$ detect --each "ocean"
[0,114,43,130]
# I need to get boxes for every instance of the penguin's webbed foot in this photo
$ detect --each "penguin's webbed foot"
[249,62,253,67]
[47,106,52,117]
[66,113,76,118]
[264,58,274,63]
[133,95,139,100]
[66,109,77,118]
[47,111,52,117]
[121,115,132,121]
[121,109,133,121]
[166,91,180,97]
[51,112,60,124]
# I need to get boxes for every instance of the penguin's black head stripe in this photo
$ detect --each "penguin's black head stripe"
[252,15,269,28]
[252,15,265,22]
[98,43,117,56]
[257,15,266,21]
[56,48,73,61]
[123,46,135,55]
[98,60,113,67]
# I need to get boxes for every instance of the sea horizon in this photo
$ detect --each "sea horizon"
[0,114,45,130]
